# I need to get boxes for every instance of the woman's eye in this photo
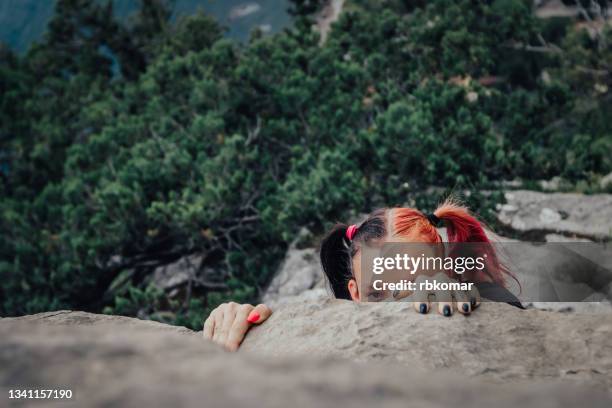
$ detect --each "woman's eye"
[367,291,384,301]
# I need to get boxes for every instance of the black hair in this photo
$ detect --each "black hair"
[319,209,387,299]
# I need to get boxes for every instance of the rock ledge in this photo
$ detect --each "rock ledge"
[1,303,611,407]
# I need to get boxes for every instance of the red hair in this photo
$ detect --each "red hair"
[393,199,513,287]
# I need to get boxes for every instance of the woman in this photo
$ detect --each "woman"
[203,200,521,351]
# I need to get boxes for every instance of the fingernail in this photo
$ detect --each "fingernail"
[419,303,427,314]
[462,303,470,313]
[443,305,452,317]
[247,312,260,323]
[470,297,477,307]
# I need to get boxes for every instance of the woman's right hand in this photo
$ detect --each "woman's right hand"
[203,302,272,351]
[411,273,481,316]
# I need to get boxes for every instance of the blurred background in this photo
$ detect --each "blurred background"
[0,0,610,328]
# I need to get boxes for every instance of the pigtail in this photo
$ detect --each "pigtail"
[433,199,489,243]
[434,199,514,287]
[320,224,353,300]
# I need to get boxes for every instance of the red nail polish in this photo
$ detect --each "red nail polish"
[247,312,260,323]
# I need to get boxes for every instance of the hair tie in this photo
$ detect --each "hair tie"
[346,224,357,241]
[426,213,443,228]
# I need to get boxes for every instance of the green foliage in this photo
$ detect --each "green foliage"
[1,0,610,328]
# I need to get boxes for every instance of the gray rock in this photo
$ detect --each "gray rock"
[244,300,612,392]
[539,176,564,191]
[497,190,612,240]
[2,309,612,407]
[601,172,612,190]
[151,254,202,291]
[267,287,330,307]
[524,301,612,314]
[545,233,593,242]
[263,246,326,308]
[535,0,580,18]
[501,179,524,188]
[539,207,562,224]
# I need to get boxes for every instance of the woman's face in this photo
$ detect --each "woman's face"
[348,236,441,302]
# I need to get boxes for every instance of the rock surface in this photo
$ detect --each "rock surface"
[244,299,612,391]
[151,254,202,292]
[2,308,612,407]
[600,172,612,190]
[497,190,612,240]
[262,246,326,309]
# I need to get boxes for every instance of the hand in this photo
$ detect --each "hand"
[411,273,481,316]
[203,302,272,351]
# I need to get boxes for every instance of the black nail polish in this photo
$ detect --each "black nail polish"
[462,303,470,313]
[471,297,477,308]
[419,303,427,314]
[443,305,451,317]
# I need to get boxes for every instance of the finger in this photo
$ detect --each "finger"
[203,313,215,340]
[225,304,254,351]
[454,289,471,315]
[219,303,238,344]
[436,300,453,317]
[247,304,272,324]
[426,273,452,317]
[214,303,237,346]
[205,307,223,340]
[411,288,431,314]
[412,275,432,314]
[413,300,431,314]
[211,307,224,343]
[469,285,481,309]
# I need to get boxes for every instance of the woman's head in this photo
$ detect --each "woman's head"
[319,199,510,301]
